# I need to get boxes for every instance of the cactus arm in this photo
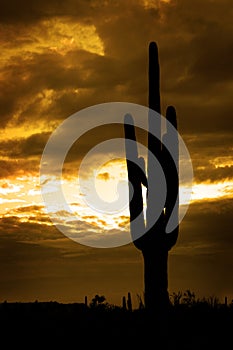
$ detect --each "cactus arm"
[124,114,146,247]
[162,106,179,249]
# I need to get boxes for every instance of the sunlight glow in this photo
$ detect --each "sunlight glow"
[1,164,232,233]
[95,160,127,203]
[190,181,233,201]
[1,19,104,65]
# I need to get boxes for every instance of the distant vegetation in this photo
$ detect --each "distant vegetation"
[0,291,232,348]
[84,290,232,310]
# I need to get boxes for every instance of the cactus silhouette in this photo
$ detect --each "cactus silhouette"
[124,42,179,312]
[127,292,133,312]
[122,296,127,310]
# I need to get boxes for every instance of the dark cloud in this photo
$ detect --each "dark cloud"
[0,216,58,242]
[0,159,38,178]
[178,198,233,253]
[11,205,43,213]
[0,132,51,177]
[1,0,232,134]
[0,47,139,127]
[0,0,232,302]
[0,50,94,126]
[183,133,233,183]
[194,165,233,183]
[0,132,51,158]
[0,0,91,23]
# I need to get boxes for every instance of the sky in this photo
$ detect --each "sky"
[0,0,232,306]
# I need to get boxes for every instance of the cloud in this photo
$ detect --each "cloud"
[96,172,110,181]
[0,132,51,158]
[0,159,39,178]
[184,133,233,183]
[2,195,232,257]
[0,196,232,302]
[0,0,232,228]
[1,0,232,135]
[0,0,91,24]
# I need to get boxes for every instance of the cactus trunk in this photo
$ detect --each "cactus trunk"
[143,248,169,312]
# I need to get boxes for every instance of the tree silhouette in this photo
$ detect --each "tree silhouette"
[90,294,106,308]
[124,42,179,313]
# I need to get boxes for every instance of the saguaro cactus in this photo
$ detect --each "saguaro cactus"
[124,42,179,312]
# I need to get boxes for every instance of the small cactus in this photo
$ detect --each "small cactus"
[122,296,127,310]
[127,292,132,312]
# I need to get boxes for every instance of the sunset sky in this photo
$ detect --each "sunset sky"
[0,0,232,306]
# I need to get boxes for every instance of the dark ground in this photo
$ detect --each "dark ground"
[0,298,232,349]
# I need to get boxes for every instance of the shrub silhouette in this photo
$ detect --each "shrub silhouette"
[90,294,106,308]
[182,290,196,306]
[171,291,183,306]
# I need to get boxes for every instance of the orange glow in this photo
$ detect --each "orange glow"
[1,162,232,233]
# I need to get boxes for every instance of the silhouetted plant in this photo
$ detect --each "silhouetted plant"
[127,292,132,312]
[182,290,196,306]
[124,42,179,313]
[136,293,145,309]
[89,295,117,311]
[171,291,183,306]
[90,294,106,309]
[122,296,127,310]
[206,295,220,308]
[0,299,231,348]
